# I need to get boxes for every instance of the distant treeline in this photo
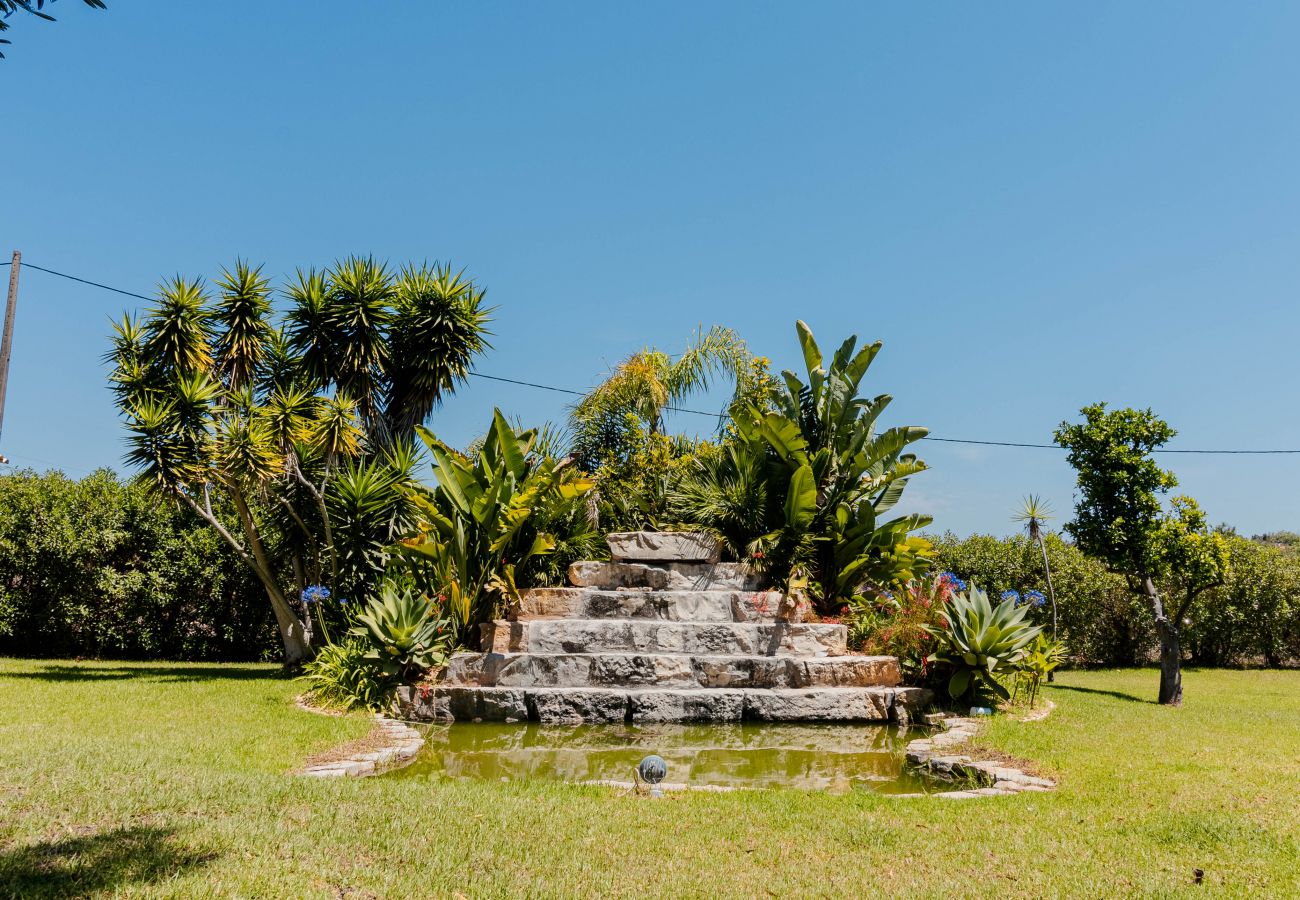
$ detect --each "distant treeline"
[932,531,1300,669]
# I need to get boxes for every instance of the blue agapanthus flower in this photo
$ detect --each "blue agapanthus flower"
[940,572,967,592]
[302,585,331,604]
[1024,589,1047,608]
[1001,589,1021,605]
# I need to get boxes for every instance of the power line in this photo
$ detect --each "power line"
[20,261,153,302]
[15,259,1300,455]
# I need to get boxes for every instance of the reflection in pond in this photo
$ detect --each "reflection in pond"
[390,722,932,793]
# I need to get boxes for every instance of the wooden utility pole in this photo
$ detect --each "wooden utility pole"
[0,250,21,452]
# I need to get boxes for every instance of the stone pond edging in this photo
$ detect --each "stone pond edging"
[899,706,1057,799]
[298,711,425,779]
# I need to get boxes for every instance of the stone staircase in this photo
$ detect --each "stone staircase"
[395,532,931,725]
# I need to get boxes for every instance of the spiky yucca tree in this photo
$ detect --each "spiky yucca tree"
[1014,494,1059,641]
[108,258,492,663]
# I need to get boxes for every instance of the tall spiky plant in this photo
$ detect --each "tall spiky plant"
[109,256,491,664]
[1014,494,1059,640]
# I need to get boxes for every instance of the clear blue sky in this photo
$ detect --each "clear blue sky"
[4,2,1300,537]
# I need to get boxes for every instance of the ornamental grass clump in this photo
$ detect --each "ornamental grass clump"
[925,585,1042,702]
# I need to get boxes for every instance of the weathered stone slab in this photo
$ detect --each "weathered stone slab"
[628,689,745,723]
[515,589,749,623]
[528,688,628,724]
[607,531,722,563]
[742,687,894,722]
[482,619,847,657]
[567,561,766,591]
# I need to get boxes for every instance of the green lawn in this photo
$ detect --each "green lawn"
[0,660,1296,898]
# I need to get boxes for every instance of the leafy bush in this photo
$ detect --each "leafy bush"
[1014,634,1068,707]
[930,532,1151,667]
[0,469,275,660]
[926,586,1042,701]
[931,531,1300,669]
[351,585,452,680]
[300,639,391,710]
[849,574,958,684]
[398,410,594,639]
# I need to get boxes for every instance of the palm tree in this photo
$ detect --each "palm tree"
[1014,494,1059,641]
[570,326,768,468]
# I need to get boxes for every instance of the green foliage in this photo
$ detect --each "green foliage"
[723,321,932,612]
[1014,634,1068,707]
[570,326,771,473]
[1184,534,1300,667]
[107,256,490,662]
[0,1,106,60]
[1055,403,1231,703]
[400,410,595,638]
[849,575,956,685]
[932,532,1152,667]
[350,585,452,680]
[1054,403,1178,579]
[0,469,274,660]
[300,639,391,710]
[926,586,1042,701]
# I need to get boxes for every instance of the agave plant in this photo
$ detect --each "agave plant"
[351,585,451,680]
[926,585,1042,701]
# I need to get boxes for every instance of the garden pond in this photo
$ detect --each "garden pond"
[387,722,939,793]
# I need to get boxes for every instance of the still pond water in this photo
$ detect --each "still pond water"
[389,722,934,793]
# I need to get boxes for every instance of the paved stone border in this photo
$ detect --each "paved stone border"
[299,714,425,778]
[899,708,1057,799]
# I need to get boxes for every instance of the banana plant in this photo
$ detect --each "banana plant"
[727,321,932,612]
[399,409,594,638]
[926,586,1043,701]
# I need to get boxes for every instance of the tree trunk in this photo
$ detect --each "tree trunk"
[268,587,311,664]
[1141,572,1182,706]
[1155,616,1183,706]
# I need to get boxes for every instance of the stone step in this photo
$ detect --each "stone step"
[568,561,765,592]
[395,685,932,724]
[443,652,901,690]
[514,588,790,623]
[480,619,847,657]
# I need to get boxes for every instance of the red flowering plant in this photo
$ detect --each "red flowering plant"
[846,573,962,686]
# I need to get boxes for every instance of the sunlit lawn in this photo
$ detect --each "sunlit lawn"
[0,659,1296,898]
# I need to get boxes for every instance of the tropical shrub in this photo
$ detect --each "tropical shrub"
[926,586,1042,701]
[300,638,391,710]
[1014,634,1068,707]
[722,321,932,613]
[398,410,595,641]
[0,468,275,660]
[931,532,1151,667]
[849,573,960,685]
[350,585,452,680]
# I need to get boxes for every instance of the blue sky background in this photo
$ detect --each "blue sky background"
[4,2,1300,537]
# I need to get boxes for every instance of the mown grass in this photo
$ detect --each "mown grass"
[0,660,1296,898]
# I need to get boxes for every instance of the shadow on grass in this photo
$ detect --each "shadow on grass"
[0,825,215,898]
[0,663,285,683]
[1049,683,1155,704]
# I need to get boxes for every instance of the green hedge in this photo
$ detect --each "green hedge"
[931,531,1300,668]
[0,469,276,661]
